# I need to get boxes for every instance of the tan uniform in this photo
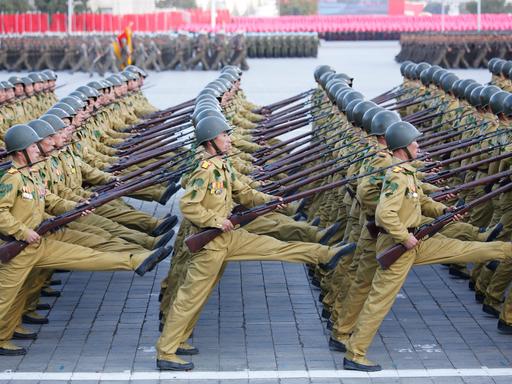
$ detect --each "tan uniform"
[344,160,512,364]
[156,155,338,361]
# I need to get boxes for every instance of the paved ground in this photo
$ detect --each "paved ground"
[1,41,510,383]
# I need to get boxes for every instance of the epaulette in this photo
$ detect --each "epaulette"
[7,168,18,175]
[200,160,211,169]
[377,151,387,158]
[392,166,403,173]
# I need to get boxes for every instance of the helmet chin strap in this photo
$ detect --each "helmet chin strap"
[404,147,414,160]
[209,140,224,156]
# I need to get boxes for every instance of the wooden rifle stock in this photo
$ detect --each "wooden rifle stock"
[142,98,195,120]
[376,180,512,269]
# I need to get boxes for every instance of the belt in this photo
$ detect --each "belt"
[374,226,417,235]
[346,186,356,199]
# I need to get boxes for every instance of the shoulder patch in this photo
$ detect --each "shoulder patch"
[7,168,18,175]
[392,166,403,173]
[201,160,211,169]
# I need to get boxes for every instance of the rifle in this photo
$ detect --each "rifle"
[106,139,192,172]
[254,112,331,143]
[0,168,175,264]
[123,106,193,133]
[93,148,194,193]
[253,88,315,114]
[117,126,195,157]
[115,120,192,150]
[185,146,452,252]
[430,169,512,201]
[141,97,195,120]
[254,123,341,166]
[417,121,489,148]
[376,180,512,270]
[422,149,512,184]
[252,116,339,158]
[257,99,320,127]
[419,142,510,172]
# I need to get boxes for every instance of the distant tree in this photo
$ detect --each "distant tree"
[279,0,317,15]
[156,0,197,9]
[423,1,443,14]
[464,0,512,13]
[0,0,33,13]
[33,0,90,14]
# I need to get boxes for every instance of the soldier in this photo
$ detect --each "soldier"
[145,40,164,72]
[0,124,172,356]
[230,33,249,71]
[209,32,229,71]
[186,32,210,71]
[167,33,189,71]
[133,41,148,70]
[156,116,351,371]
[342,121,512,372]
[71,42,90,73]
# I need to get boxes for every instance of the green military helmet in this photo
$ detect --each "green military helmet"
[1,81,14,90]
[400,61,413,76]
[440,73,459,94]
[335,88,353,112]
[122,70,139,81]
[327,82,346,103]
[489,91,510,115]
[53,102,77,116]
[195,116,232,146]
[325,78,346,91]
[205,81,225,94]
[352,101,377,128]
[60,96,86,111]
[87,81,104,90]
[341,90,364,112]
[8,76,24,85]
[39,73,50,82]
[419,68,432,87]
[69,91,88,103]
[508,66,512,81]
[4,124,43,154]
[414,62,431,79]
[219,72,237,84]
[362,106,385,132]
[191,105,222,124]
[463,82,480,102]
[502,94,512,116]
[371,110,401,136]
[385,121,422,151]
[40,114,67,131]
[493,60,507,76]
[432,69,449,86]
[454,78,476,98]
[469,85,485,107]
[346,99,363,123]
[500,61,512,77]
[21,77,33,87]
[331,73,353,86]
[42,69,58,81]
[28,72,44,83]
[0,82,4,90]
[314,65,334,82]
[198,87,221,99]
[106,75,123,86]
[195,94,221,107]
[27,119,56,139]
[217,78,233,91]
[194,108,226,126]
[319,71,336,88]
[480,85,501,108]
[76,85,100,99]
[101,79,114,89]
[125,64,148,78]
[403,63,417,80]
[46,107,73,120]
[488,58,501,73]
